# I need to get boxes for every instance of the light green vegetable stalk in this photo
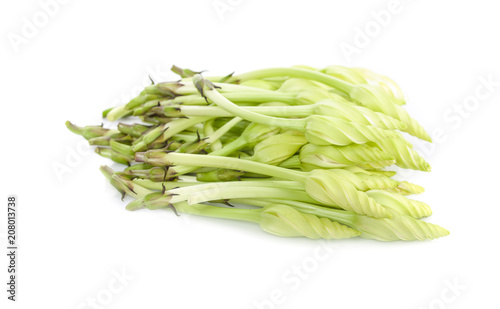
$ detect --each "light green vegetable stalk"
[226,67,430,141]
[238,199,448,241]
[67,64,447,243]
[135,151,392,219]
[148,201,361,240]
[320,65,406,106]
[193,74,399,146]
[249,132,307,165]
[162,100,406,131]
[299,143,395,170]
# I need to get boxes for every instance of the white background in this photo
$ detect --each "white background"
[1,0,499,308]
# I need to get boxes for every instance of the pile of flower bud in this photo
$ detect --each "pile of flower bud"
[66,65,449,241]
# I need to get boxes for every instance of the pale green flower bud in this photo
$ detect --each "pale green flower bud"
[299,143,395,171]
[366,190,432,219]
[240,123,281,145]
[250,133,308,165]
[304,169,391,218]
[313,100,407,131]
[349,84,431,142]
[259,204,360,239]
[304,115,398,146]
[371,136,431,172]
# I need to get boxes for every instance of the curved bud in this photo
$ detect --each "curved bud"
[320,65,367,84]
[349,84,431,141]
[300,143,395,170]
[372,136,431,172]
[196,169,244,182]
[125,191,178,214]
[387,181,425,195]
[251,133,307,165]
[305,115,398,146]
[260,204,360,239]
[366,190,432,219]
[305,170,391,218]
[353,210,449,241]
[278,78,329,93]
[95,148,133,165]
[321,65,406,106]
[352,67,406,105]
[313,100,407,130]
[240,123,281,145]
[66,121,113,140]
[295,87,337,105]
[326,169,400,192]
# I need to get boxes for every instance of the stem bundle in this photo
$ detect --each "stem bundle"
[66,64,448,241]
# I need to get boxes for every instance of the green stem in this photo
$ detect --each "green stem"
[204,83,307,131]
[171,132,249,176]
[229,67,353,94]
[148,152,308,182]
[173,105,314,118]
[205,117,242,144]
[278,155,302,169]
[183,187,315,205]
[132,116,213,152]
[203,119,222,151]
[234,198,352,225]
[175,180,304,196]
[174,202,261,223]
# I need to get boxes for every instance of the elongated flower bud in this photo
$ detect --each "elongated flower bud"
[110,140,135,157]
[324,169,400,192]
[277,78,329,93]
[320,65,366,84]
[353,210,449,241]
[366,190,432,219]
[299,143,395,170]
[171,65,203,78]
[259,205,360,239]
[321,65,406,106]
[128,93,163,109]
[349,84,431,141]
[289,201,448,241]
[88,133,129,146]
[117,123,152,138]
[351,67,406,105]
[343,167,396,178]
[385,181,425,195]
[143,81,184,97]
[66,121,113,140]
[305,170,391,218]
[251,133,307,165]
[125,191,175,212]
[372,136,431,172]
[196,169,244,182]
[240,123,281,145]
[295,87,338,105]
[95,148,133,165]
[120,166,176,182]
[313,100,406,131]
[305,115,398,146]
